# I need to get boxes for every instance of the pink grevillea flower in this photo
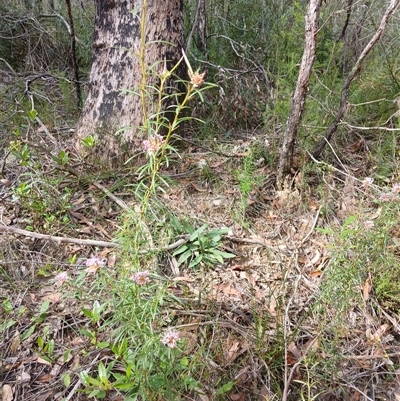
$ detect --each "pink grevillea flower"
[161,328,180,349]
[379,193,393,202]
[363,220,374,229]
[361,177,374,187]
[391,183,400,194]
[85,256,106,274]
[54,272,69,287]
[142,134,165,156]
[131,270,150,286]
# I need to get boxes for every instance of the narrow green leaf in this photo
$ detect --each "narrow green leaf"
[21,325,36,341]
[63,373,71,388]
[216,381,235,395]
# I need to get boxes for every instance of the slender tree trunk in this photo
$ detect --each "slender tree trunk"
[74,0,184,165]
[65,0,82,109]
[276,0,322,188]
[186,0,207,54]
[312,0,400,159]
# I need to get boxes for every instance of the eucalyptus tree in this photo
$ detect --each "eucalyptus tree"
[75,0,184,165]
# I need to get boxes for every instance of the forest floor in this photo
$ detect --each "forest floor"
[2,111,400,401]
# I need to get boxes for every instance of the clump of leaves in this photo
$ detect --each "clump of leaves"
[172,222,235,269]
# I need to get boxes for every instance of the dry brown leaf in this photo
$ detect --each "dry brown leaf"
[224,340,240,364]
[240,271,256,286]
[71,353,81,370]
[107,252,117,268]
[32,390,54,401]
[10,334,20,355]
[230,393,247,401]
[366,324,388,342]
[16,372,31,382]
[212,283,242,300]
[34,373,54,383]
[1,384,13,401]
[394,385,400,401]
[72,337,84,345]
[363,277,372,301]
[303,337,319,354]
[306,250,322,268]
[288,342,302,359]
[268,296,277,316]
[254,288,264,301]
[373,348,384,358]
[41,293,62,304]
[77,227,92,234]
[37,357,52,366]
[72,194,86,206]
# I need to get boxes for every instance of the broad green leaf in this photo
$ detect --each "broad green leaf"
[47,339,55,355]
[172,244,188,256]
[177,249,193,266]
[217,251,236,259]
[39,299,51,314]
[98,361,108,382]
[343,215,357,227]
[2,299,13,313]
[81,308,93,319]
[189,224,208,242]
[79,328,95,339]
[0,319,16,332]
[180,357,189,367]
[189,254,203,268]
[216,381,235,395]
[27,109,38,121]
[62,373,71,388]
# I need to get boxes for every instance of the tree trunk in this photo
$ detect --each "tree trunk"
[276,0,322,188]
[75,0,184,165]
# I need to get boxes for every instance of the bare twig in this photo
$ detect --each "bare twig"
[226,235,290,256]
[341,122,400,132]
[299,205,322,246]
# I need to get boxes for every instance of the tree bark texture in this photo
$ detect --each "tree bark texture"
[276,0,322,188]
[312,0,400,159]
[75,0,184,165]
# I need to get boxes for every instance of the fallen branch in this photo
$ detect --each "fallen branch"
[0,224,291,256]
[0,225,119,248]
[0,224,188,253]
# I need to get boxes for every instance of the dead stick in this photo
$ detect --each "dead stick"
[0,225,119,248]
[0,224,187,253]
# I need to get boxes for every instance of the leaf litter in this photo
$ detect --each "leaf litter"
[1,136,400,400]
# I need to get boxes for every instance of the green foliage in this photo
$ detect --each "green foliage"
[233,148,263,221]
[172,223,235,269]
[74,9,219,400]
